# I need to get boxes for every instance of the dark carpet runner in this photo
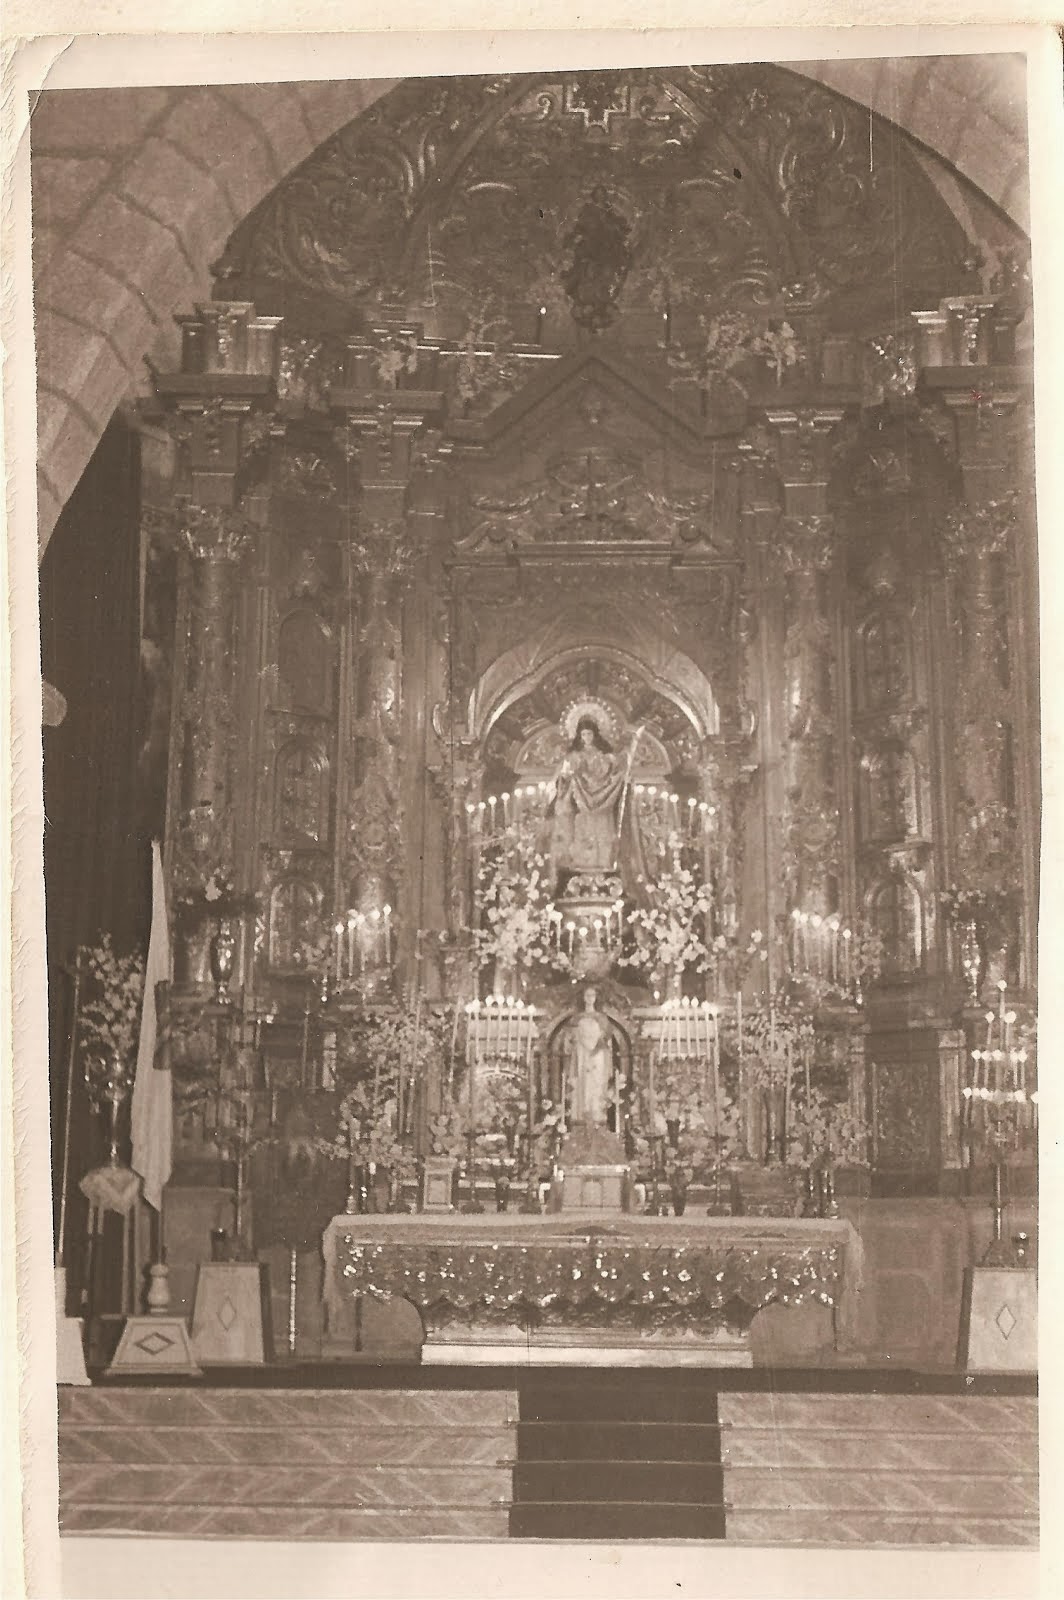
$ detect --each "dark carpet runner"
[509,1372,726,1541]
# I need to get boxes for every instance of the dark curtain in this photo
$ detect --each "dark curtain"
[39,415,152,1306]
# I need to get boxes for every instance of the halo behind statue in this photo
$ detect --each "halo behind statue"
[561,697,620,747]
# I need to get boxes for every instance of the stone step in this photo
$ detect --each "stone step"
[718,1393,1038,1433]
[725,1467,1038,1516]
[726,1508,1038,1546]
[60,1502,510,1540]
[58,1387,517,1429]
[514,1460,724,1505]
[722,1427,1036,1473]
[60,1461,512,1509]
[60,1422,513,1467]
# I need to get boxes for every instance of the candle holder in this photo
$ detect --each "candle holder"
[520,1129,542,1213]
[461,1141,485,1214]
[645,1135,666,1216]
[705,1135,731,1216]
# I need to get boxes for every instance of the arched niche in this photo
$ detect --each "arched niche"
[865,872,927,977]
[276,606,334,713]
[470,628,719,747]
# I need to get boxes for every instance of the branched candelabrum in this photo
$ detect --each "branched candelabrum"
[962,986,1037,1266]
[83,1051,136,1166]
[211,1088,268,1258]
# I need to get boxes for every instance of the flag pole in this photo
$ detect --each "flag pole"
[56,948,84,1269]
[614,723,646,859]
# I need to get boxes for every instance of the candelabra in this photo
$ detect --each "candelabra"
[330,904,394,991]
[962,982,1037,1266]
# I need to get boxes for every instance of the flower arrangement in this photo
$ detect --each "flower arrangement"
[472,816,567,976]
[740,995,816,1090]
[785,1086,871,1170]
[706,925,769,990]
[79,935,145,1063]
[621,839,713,987]
[427,1106,467,1161]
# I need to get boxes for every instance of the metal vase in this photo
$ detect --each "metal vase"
[209,918,236,1004]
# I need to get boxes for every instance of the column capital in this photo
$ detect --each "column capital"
[766,513,836,574]
[177,503,259,562]
[348,513,419,578]
[940,492,1018,568]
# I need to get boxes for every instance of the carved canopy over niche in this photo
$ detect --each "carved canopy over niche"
[481,653,702,778]
[215,66,974,353]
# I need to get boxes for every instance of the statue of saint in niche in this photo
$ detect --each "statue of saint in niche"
[546,706,648,895]
[549,715,625,876]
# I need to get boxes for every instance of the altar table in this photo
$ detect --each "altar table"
[322,1213,862,1367]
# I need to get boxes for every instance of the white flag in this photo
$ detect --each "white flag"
[131,841,172,1211]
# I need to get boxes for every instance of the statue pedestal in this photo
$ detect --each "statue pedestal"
[562,1164,629,1211]
[559,1124,630,1212]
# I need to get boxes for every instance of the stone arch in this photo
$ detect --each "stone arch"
[31,58,1028,552]
[470,634,720,745]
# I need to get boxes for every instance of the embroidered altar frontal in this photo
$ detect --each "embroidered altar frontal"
[326,1214,860,1366]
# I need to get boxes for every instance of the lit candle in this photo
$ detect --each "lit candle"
[334,921,344,985]
[783,1041,792,1155]
[688,797,697,836]
[502,792,511,828]
[346,912,356,977]
[565,921,575,957]
[488,795,497,832]
[842,926,852,990]
[383,905,392,966]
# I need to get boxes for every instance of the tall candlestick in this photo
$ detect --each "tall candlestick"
[648,1050,657,1136]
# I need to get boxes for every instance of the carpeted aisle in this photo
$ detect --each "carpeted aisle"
[509,1372,727,1541]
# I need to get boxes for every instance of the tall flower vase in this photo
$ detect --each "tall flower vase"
[958,920,984,1007]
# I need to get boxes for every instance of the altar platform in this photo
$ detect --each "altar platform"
[322,1212,861,1368]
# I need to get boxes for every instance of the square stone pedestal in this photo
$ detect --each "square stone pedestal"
[562,1164,629,1211]
[962,1266,1037,1372]
[190,1261,272,1365]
